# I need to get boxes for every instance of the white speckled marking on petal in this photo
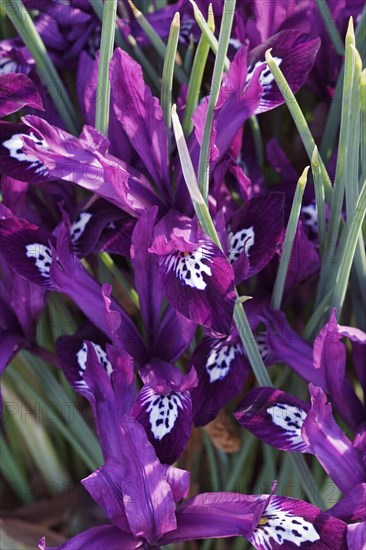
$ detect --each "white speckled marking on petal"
[3,132,49,175]
[228,227,255,263]
[76,342,113,386]
[250,498,320,549]
[0,57,18,75]
[302,203,318,234]
[267,403,307,448]
[70,212,93,244]
[25,243,52,278]
[206,342,244,383]
[246,57,282,89]
[143,391,183,440]
[162,243,214,290]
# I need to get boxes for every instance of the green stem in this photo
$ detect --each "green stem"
[95,0,117,136]
[271,167,309,310]
[184,33,195,74]
[311,147,326,256]
[183,4,215,136]
[99,252,140,308]
[190,0,230,71]
[249,116,264,168]
[129,0,187,85]
[332,178,366,315]
[161,12,180,139]
[315,0,345,55]
[265,49,332,206]
[198,0,236,201]
[3,0,79,134]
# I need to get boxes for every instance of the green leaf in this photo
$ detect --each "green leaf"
[161,12,180,140]
[271,166,309,310]
[95,0,118,136]
[183,4,215,136]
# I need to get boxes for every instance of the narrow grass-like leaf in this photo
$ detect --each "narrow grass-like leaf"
[332,178,366,315]
[203,431,220,490]
[198,0,236,201]
[3,0,79,134]
[89,0,130,50]
[190,0,230,71]
[315,0,345,55]
[311,147,326,255]
[361,70,366,181]
[226,433,256,491]
[265,49,333,205]
[128,0,187,84]
[20,351,103,467]
[303,289,333,340]
[249,116,264,168]
[327,20,356,262]
[2,382,71,490]
[161,12,180,138]
[99,252,140,308]
[183,4,215,136]
[271,167,309,310]
[184,34,195,74]
[7,367,98,471]
[0,433,34,503]
[320,5,366,161]
[95,0,117,136]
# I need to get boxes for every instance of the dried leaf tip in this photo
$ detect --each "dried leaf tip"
[172,12,180,27]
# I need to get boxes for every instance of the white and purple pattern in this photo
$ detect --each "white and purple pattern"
[144,390,183,440]
[250,498,320,549]
[228,226,255,263]
[267,403,307,449]
[25,243,52,278]
[3,132,49,176]
[162,244,213,290]
[206,342,244,383]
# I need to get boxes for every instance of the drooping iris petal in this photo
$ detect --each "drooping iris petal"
[248,495,348,549]
[247,30,321,114]
[131,360,197,464]
[150,213,235,334]
[283,221,320,291]
[55,331,112,395]
[38,526,139,550]
[227,193,284,283]
[234,387,310,453]
[69,199,135,258]
[302,385,366,494]
[0,215,56,287]
[190,334,249,426]
[160,491,271,544]
[0,122,51,182]
[0,73,43,118]
[0,116,162,215]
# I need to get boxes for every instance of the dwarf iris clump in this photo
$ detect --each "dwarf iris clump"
[0,1,365,549]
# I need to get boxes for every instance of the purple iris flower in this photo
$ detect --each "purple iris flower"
[37,350,350,549]
[253,308,366,430]
[234,384,366,501]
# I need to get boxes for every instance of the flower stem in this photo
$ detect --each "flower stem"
[190,0,230,71]
[183,4,215,136]
[197,0,236,201]
[128,0,188,85]
[161,13,180,139]
[265,49,332,206]
[271,167,309,310]
[95,0,117,136]
[3,0,79,134]
[315,0,345,55]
